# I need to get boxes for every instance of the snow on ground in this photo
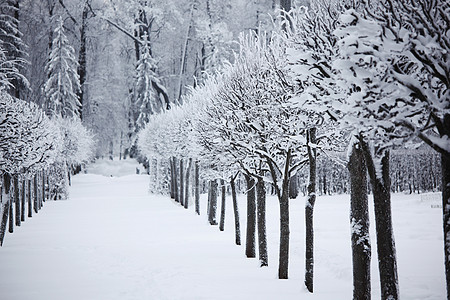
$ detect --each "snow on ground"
[85,157,144,177]
[0,159,445,299]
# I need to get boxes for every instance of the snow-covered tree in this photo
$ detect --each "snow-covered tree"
[134,37,161,132]
[0,89,62,244]
[198,31,312,276]
[0,0,28,97]
[0,91,60,175]
[332,1,449,298]
[44,16,81,118]
[54,116,94,169]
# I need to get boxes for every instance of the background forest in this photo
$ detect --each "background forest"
[12,0,441,191]
[16,0,277,157]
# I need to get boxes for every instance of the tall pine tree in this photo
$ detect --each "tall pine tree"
[134,36,159,132]
[44,16,80,118]
[0,0,28,96]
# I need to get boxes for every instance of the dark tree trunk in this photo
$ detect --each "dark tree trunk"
[245,174,256,258]
[0,174,11,246]
[14,175,20,227]
[184,158,193,209]
[173,158,179,203]
[219,179,226,231]
[8,182,13,233]
[38,172,43,209]
[231,175,241,245]
[179,159,184,207]
[207,181,211,216]
[289,173,298,199]
[361,140,399,300]
[278,153,291,279]
[208,180,218,225]
[21,177,25,222]
[42,170,46,203]
[27,179,32,218]
[195,161,200,215]
[77,1,89,119]
[170,158,175,199]
[348,140,371,300]
[267,149,292,279]
[256,174,268,267]
[151,81,171,110]
[33,175,38,214]
[305,128,316,291]
[439,114,450,300]
[442,152,450,300]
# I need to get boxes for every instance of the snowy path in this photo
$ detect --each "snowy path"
[0,163,446,300]
[0,174,300,300]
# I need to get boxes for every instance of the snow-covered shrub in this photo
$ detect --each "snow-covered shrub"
[47,117,94,200]
[54,116,95,167]
[0,90,61,176]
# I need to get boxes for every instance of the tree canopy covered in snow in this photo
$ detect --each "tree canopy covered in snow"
[44,16,81,119]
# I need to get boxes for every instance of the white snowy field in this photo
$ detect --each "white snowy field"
[0,159,446,300]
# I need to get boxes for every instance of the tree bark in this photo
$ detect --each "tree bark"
[361,140,399,300]
[231,175,241,245]
[195,161,200,215]
[289,172,298,199]
[305,128,316,291]
[208,179,218,225]
[0,174,11,245]
[8,181,13,233]
[77,0,89,119]
[442,152,450,300]
[42,170,46,203]
[180,159,184,206]
[256,174,268,267]
[170,158,175,199]
[348,140,371,300]
[21,177,25,222]
[33,175,38,214]
[14,175,20,227]
[38,172,43,209]
[267,149,292,279]
[245,174,256,258]
[207,181,211,217]
[173,158,179,203]
[27,179,32,218]
[219,179,226,231]
[184,158,193,209]
[177,1,195,103]
[278,152,291,279]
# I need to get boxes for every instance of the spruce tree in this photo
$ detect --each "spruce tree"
[44,16,80,118]
[0,0,28,95]
[134,36,159,132]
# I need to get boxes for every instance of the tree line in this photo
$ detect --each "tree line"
[137,1,449,300]
[0,1,94,246]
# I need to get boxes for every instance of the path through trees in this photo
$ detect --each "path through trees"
[0,162,445,299]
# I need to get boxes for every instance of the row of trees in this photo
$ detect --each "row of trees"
[0,1,94,246]
[310,149,442,196]
[139,1,449,299]
[0,92,94,246]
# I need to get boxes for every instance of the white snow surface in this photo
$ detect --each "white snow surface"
[0,159,445,300]
[85,157,144,177]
